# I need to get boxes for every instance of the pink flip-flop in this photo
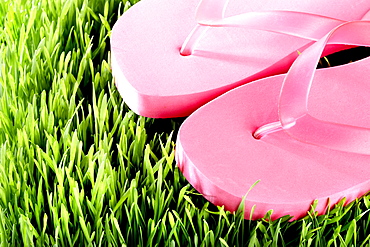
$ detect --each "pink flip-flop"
[111,0,370,118]
[176,21,370,221]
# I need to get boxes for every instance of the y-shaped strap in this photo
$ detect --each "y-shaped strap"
[255,21,370,155]
[181,0,347,55]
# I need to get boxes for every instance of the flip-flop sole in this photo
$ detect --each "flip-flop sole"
[176,56,370,220]
[111,0,370,118]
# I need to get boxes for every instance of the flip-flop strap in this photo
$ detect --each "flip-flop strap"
[181,0,347,55]
[197,0,370,30]
[257,21,370,155]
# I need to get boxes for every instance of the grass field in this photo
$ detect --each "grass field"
[1,0,370,246]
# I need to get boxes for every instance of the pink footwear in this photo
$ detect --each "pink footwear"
[111,0,370,118]
[176,21,370,221]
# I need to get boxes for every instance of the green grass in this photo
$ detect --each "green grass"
[0,0,370,246]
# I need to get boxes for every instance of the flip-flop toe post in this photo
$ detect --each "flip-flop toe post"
[111,0,370,118]
[176,21,370,221]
